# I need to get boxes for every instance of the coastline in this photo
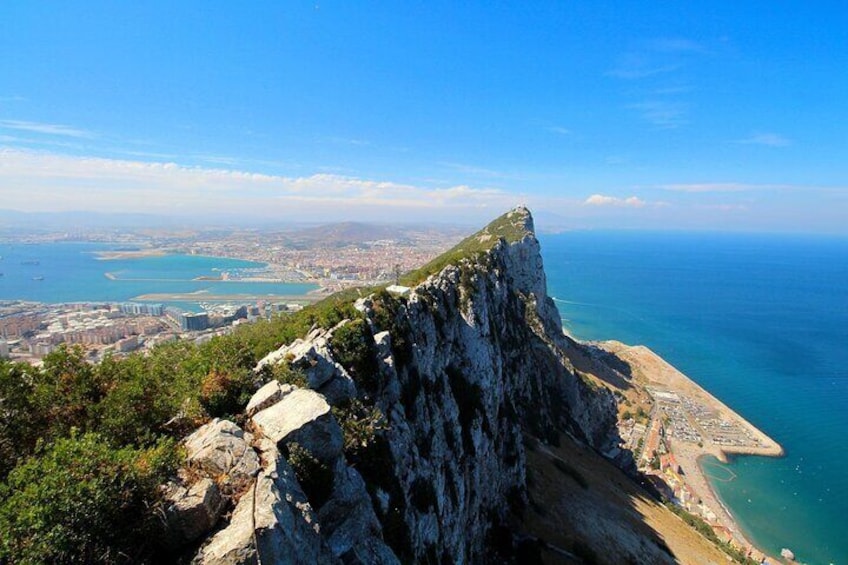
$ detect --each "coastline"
[130,292,321,304]
[578,336,784,562]
[600,340,784,461]
[94,249,170,260]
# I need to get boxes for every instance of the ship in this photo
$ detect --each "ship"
[32,276,44,281]
[21,260,40,265]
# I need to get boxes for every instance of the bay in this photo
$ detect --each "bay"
[0,242,317,309]
[540,231,848,565]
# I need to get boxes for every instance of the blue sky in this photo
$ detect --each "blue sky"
[1,1,846,231]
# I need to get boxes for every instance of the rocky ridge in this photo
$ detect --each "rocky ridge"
[164,207,623,563]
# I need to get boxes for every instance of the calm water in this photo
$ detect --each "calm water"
[541,232,848,565]
[0,242,316,310]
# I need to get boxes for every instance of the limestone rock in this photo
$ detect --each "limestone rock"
[245,380,294,417]
[189,207,620,564]
[251,388,343,461]
[193,439,335,565]
[318,458,399,564]
[254,327,356,406]
[184,419,260,491]
[163,477,223,547]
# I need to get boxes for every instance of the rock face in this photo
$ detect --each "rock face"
[251,388,343,461]
[193,439,336,565]
[184,419,260,493]
[343,207,617,562]
[256,326,356,405]
[181,207,619,564]
[162,478,224,546]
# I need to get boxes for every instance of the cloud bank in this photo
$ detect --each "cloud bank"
[584,194,646,207]
[0,149,517,222]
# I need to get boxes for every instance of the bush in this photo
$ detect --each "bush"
[332,399,386,460]
[0,431,180,564]
[286,442,334,509]
[330,319,380,393]
[270,361,308,388]
[32,345,105,440]
[0,359,39,478]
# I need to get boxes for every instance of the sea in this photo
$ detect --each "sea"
[0,242,316,311]
[540,231,848,565]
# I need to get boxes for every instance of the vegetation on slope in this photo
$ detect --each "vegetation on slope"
[399,206,532,286]
[0,289,374,563]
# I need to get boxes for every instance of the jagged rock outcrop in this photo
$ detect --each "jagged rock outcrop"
[184,419,260,493]
[245,380,294,417]
[256,326,356,405]
[162,478,224,547]
[193,438,335,565]
[174,207,619,564]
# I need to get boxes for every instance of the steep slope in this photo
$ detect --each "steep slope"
[173,207,727,564]
[345,206,619,561]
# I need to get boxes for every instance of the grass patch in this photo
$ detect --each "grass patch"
[399,207,531,287]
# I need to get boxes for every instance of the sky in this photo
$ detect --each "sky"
[1,1,847,232]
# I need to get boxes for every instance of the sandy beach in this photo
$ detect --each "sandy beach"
[601,341,783,460]
[590,340,784,561]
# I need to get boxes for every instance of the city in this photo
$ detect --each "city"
[0,222,462,364]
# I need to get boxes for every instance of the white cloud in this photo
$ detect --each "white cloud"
[584,194,646,207]
[661,183,789,193]
[734,133,791,147]
[699,203,749,212]
[0,119,94,138]
[0,149,518,221]
[661,183,757,193]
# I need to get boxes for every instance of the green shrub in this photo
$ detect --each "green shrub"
[330,319,380,393]
[332,398,386,460]
[286,442,334,509]
[270,361,308,388]
[0,359,39,478]
[0,431,180,564]
[32,345,105,440]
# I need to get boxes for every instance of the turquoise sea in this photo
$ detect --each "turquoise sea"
[0,242,317,311]
[541,232,848,565]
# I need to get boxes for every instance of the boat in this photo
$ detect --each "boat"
[32,276,44,281]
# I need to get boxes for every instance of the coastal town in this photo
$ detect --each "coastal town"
[594,341,786,565]
[0,223,462,363]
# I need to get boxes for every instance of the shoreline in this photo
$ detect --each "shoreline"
[130,292,322,303]
[94,249,170,260]
[582,337,784,562]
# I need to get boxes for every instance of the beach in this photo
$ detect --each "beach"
[586,339,784,562]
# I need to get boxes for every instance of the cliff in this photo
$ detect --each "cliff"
[165,207,724,564]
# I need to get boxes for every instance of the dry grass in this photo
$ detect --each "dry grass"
[521,432,730,565]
